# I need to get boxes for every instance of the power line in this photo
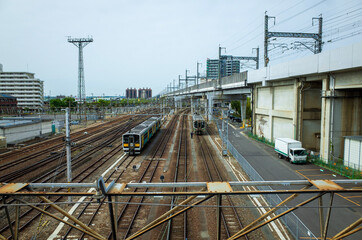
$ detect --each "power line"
[271,0,326,27]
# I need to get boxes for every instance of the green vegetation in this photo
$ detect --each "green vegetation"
[49,97,155,111]
[50,97,77,110]
[230,97,251,119]
[309,156,362,179]
[247,132,275,147]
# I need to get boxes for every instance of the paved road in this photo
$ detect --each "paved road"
[224,121,362,239]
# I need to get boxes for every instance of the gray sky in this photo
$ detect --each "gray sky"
[0,0,361,97]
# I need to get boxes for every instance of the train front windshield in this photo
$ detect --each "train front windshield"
[134,135,139,144]
[124,135,139,145]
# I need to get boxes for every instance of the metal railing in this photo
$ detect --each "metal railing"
[215,120,317,239]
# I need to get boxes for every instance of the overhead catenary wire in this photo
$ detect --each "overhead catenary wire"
[222,0,362,67]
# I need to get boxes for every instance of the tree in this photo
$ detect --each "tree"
[230,97,252,120]
[63,97,77,108]
[246,97,251,119]
[50,97,77,111]
[231,101,241,117]
[50,98,63,110]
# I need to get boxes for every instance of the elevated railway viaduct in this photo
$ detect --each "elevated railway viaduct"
[164,41,362,163]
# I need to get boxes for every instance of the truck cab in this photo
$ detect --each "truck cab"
[289,148,307,163]
[275,138,307,164]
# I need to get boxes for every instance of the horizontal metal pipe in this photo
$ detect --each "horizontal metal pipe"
[23,179,362,189]
[2,189,362,197]
[28,183,97,188]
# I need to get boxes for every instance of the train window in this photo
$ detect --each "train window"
[135,135,139,144]
[123,136,129,143]
[194,122,198,128]
[201,122,205,128]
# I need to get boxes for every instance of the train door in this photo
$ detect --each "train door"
[129,135,135,155]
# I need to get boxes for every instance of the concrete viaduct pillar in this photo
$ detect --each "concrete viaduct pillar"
[240,95,247,122]
[206,93,214,121]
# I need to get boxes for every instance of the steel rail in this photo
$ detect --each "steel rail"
[0,119,132,182]
[0,116,148,238]
[166,114,188,239]
[107,113,180,240]
[0,115,130,169]
[198,133,247,240]
[121,113,180,239]
[63,155,136,240]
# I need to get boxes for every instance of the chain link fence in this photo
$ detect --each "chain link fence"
[215,120,317,239]
[309,155,362,179]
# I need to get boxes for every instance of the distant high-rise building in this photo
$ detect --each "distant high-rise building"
[126,88,138,98]
[0,65,43,110]
[206,58,240,79]
[137,88,152,99]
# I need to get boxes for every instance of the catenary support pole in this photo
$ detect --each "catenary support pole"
[65,107,72,203]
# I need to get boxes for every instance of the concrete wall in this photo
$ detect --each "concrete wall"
[253,78,325,154]
[254,81,296,142]
[255,114,270,139]
[1,121,52,144]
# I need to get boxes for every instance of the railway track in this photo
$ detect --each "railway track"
[0,115,129,163]
[108,113,180,240]
[0,116,140,182]
[0,116,151,238]
[164,114,188,240]
[59,155,137,240]
[197,133,248,240]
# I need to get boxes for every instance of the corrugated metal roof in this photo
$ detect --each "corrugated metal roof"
[0,117,41,128]
[0,120,33,127]
[0,94,16,99]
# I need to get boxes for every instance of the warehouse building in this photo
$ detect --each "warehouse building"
[0,117,52,145]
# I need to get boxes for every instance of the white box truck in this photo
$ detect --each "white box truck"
[275,138,307,163]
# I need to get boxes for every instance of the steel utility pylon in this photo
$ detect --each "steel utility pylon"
[67,36,93,104]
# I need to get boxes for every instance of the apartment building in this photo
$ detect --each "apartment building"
[0,64,44,111]
[206,58,240,79]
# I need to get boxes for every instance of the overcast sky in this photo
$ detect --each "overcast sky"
[0,0,361,97]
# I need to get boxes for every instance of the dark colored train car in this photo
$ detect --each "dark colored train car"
[192,114,206,134]
[122,117,161,155]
